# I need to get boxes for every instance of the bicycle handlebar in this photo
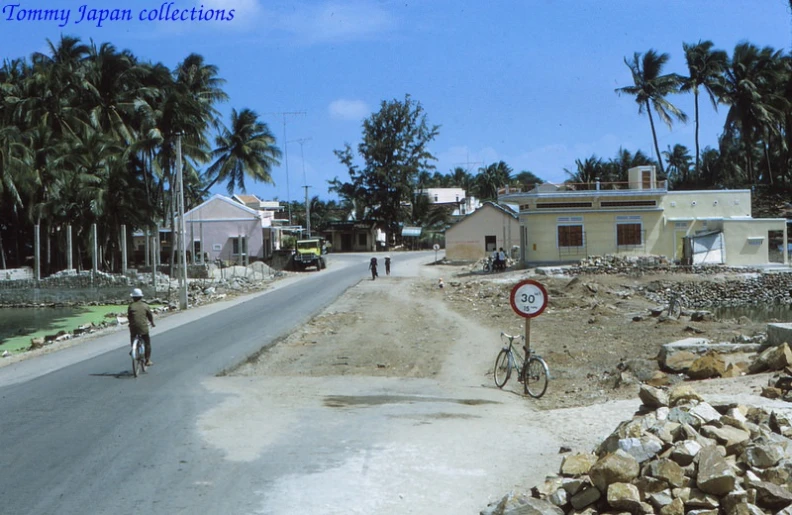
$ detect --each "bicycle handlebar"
[500,332,524,342]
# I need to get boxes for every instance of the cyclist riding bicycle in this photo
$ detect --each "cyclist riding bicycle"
[128,288,155,366]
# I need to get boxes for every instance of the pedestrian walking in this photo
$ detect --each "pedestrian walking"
[384,256,391,276]
[369,257,378,280]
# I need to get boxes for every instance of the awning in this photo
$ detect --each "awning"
[402,227,422,237]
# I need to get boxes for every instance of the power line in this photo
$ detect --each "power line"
[265,111,306,224]
[288,138,313,237]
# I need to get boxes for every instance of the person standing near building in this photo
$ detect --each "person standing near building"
[128,288,155,366]
[369,257,378,280]
[384,256,391,276]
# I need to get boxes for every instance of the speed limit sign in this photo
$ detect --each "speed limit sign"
[510,279,548,318]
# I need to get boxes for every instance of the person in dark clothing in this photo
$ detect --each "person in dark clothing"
[369,257,378,280]
[128,288,156,366]
[384,256,391,276]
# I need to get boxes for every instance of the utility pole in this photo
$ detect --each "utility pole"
[289,137,313,237]
[266,111,306,225]
[176,132,188,310]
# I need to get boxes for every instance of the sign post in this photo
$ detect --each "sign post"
[509,279,548,356]
[433,243,440,263]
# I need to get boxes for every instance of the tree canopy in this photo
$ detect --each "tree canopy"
[331,95,439,246]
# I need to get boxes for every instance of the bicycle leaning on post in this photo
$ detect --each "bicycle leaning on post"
[493,332,525,388]
[502,278,551,398]
[493,331,549,398]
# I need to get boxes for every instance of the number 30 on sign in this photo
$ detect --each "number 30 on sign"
[509,279,548,318]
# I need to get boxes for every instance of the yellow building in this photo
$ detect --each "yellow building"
[498,166,788,267]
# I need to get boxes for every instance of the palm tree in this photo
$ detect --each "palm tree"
[84,42,144,144]
[616,50,688,175]
[719,43,785,184]
[564,156,606,188]
[663,144,693,188]
[204,108,281,194]
[450,166,473,193]
[606,148,655,183]
[681,41,727,177]
[474,161,512,200]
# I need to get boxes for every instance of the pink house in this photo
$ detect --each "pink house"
[182,194,270,264]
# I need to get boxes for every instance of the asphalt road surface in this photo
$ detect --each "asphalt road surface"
[0,252,397,515]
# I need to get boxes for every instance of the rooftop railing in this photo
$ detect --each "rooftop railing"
[497,180,668,196]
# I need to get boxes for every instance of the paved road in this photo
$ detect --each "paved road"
[0,252,423,515]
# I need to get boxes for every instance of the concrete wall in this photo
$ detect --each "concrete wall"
[662,190,752,218]
[445,204,519,260]
[521,209,666,263]
[424,188,466,204]
[722,219,787,266]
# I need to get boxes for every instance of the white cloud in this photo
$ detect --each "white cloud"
[328,99,370,121]
[201,0,264,28]
[277,1,397,44]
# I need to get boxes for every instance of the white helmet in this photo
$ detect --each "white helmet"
[130,288,144,298]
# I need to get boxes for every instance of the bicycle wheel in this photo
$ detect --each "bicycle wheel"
[523,357,549,398]
[493,349,511,388]
[138,342,147,374]
[131,341,139,378]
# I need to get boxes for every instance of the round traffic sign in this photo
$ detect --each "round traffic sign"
[433,244,440,251]
[509,279,548,318]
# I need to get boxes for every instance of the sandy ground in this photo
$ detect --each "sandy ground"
[232,261,775,408]
[202,257,787,514]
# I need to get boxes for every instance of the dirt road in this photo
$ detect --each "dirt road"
[198,255,780,514]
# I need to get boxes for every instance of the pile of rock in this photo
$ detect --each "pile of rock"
[560,255,764,279]
[657,340,792,387]
[642,274,792,310]
[483,384,792,515]
[27,304,175,350]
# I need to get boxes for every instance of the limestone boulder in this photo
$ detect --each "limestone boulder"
[561,478,587,496]
[617,434,665,463]
[697,445,737,496]
[699,425,751,453]
[639,385,669,409]
[741,443,785,469]
[685,488,720,509]
[486,493,565,515]
[669,439,702,466]
[689,402,722,424]
[663,351,698,373]
[745,477,792,510]
[560,454,598,477]
[607,482,642,511]
[687,351,727,379]
[588,449,640,493]
[659,497,684,515]
[643,458,685,488]
[647,489,674,510]
[668,384,704,407]
[749,343,792,374]
[533,478,564,500]
[569,486,601,510]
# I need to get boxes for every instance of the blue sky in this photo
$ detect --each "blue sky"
[2,0,791,203]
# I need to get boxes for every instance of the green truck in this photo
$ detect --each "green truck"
[292,238,327,271]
